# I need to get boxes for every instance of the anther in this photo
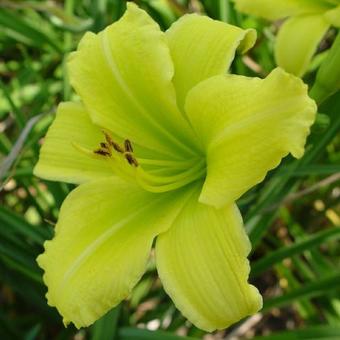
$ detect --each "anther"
[102,130,124,153]
[103,131,113,145]
[95,131,138,165]
[125,153,138,167]
[112,142,124,153]
[124,139,133,153]
[94,149,111,156]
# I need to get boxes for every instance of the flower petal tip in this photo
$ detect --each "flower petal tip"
[277,72,316,160]
[32,163,40,178]
[238,28,257,54]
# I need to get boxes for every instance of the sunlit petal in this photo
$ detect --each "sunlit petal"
[156,190,262,331]
[275,15,330,76]
[37,177,194,328]
[166,13,256,110]
[34,102,112,184]
[234,0,330,20]
[68,3,198,160]
[185,68,316,208]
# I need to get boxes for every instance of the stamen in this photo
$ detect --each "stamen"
[76,130,205,192]
[136,159,205,193]
[137,161,205,193]
[112,142,124,153]
[102,130,124,153]
[125,153,138,167]
[138,158,199,169]
[94,149,111,156]
[103,130,113,145]
[93,131,140,168]
[124,139,133,152]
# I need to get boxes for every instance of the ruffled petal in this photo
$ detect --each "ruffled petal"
[156,190,262,332]
[185,68,317,208]
[37,177,193,328]
[275,14,330,76]
[234,0,330,20]
[166,13,256,110]
[68,3,198,160]
[34,102,112,184]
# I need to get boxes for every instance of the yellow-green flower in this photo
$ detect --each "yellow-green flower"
[34,3,316,332]
[234,0,340,76]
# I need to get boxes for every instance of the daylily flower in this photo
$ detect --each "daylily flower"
[35,3,316,332]
[234,0,340,76]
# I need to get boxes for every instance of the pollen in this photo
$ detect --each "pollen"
[125,153,139,167]
[94,131,139,167]
[124,139,133,153]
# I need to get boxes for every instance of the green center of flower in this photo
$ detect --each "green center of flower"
[89,130,206,193]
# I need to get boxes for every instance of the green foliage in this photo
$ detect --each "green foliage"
[0,0,339,339]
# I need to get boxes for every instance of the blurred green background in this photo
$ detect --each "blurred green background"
[0,0,340,339]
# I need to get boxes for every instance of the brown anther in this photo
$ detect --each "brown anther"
[99,142,111,156]
[103,131,113,145]
[112,142,124,153]
[125,153,138,167]
[124,139,133,153]
[102,130,124,153]
[94,149,110,156]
